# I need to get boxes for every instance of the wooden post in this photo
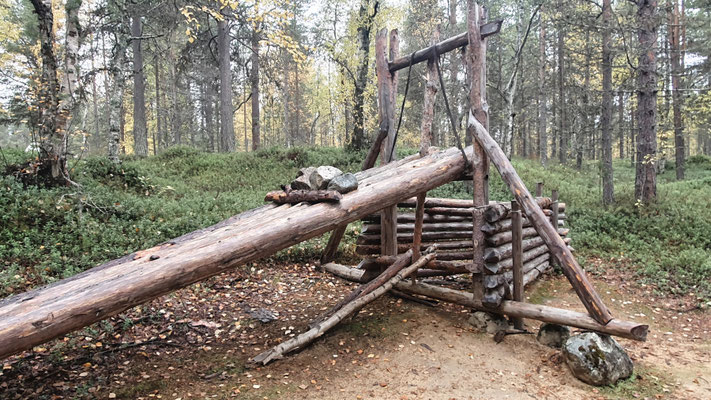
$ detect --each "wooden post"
[469,113,613,325]
[375,28,399,258]
[467,1,489,301]
[511,201,524,329]
[536,182,544,197]
[550,189,559,226]
[411,26,440,279]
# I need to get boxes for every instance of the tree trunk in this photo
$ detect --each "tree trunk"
[30,0,69,181]
[557,10,567,165]
[670,0,684,180]
[155,56,162,154]
[601,0,615,205]
[618,91,625,159]
[350,0,378,150]
[580,30,591,170]
[132,14,148,156]
[218,18,235,152]
[251,29,261,151]
[538,9,547,165]
[635,0,658,203]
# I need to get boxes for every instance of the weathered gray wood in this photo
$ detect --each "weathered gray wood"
[0,144,475,361]
[511,201,524,329]
[362,221,474,234]
[265,190,342,204]
[485,198,555,222]
[535,182,543,197]
[486,227,569,247]
[388,21,502,72]
[358,231,473,244]
[469,113,613,324]
[394,282,647,341]
[484,235,570,263]
[356,240,472,254]
[362,213,470,223]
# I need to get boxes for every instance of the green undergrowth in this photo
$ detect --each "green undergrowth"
[1,147,710,302]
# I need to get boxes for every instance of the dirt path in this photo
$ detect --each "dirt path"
[1,259,709,400]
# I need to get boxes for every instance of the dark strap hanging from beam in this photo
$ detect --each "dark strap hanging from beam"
[434,48,469,167]
[388,54,415,163]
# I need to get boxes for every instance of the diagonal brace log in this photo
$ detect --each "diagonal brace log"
[468,110,613,325]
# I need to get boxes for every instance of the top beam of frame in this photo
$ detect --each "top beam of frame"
[388,20,502,73]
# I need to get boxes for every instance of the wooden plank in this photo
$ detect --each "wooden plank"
[468,111,613,325]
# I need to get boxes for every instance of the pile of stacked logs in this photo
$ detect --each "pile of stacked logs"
[355,196,567,289]
[480,192,568,307]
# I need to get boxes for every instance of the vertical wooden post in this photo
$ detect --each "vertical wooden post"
[511,201,524,330]
[536,182,544,197]
[376,28,398,258]
[467,1,489,299]
[411,27,440,282]
[551,189,559,227]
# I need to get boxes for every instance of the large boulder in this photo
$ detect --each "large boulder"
[327,173,358,194]
[537,323,570,348]
[310,166,343,190]
[563,332,633,386]
[291,167,316,190]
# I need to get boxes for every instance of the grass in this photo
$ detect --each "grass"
[1,146,710,302]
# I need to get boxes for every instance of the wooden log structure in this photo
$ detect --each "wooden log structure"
[319,263,648,341]
[0,145,475,361]
[469,111,613,324]
[394,282,647,341]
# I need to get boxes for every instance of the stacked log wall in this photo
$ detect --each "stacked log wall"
[356,196,568,291]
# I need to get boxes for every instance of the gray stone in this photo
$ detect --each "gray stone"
[327,173,358,194]
[291,167,317,190]
[467,311,510,334]
[309,166,343,190]
[563,332,633,386]
[537,323,570,348]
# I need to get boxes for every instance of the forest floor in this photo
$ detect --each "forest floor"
[1,256,709,400]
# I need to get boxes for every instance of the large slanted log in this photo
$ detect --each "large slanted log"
[469,112,613,324]
[0,145,474,361]
[394,282,647,341]
[252,252,437,365]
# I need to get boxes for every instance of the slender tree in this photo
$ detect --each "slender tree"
[601,0,615,205]
[635,0,658,203]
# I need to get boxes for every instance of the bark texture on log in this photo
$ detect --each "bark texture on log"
[469,113,612,324]
[394,282,646,341]
[265,190,342,204]
[0,145,474,360]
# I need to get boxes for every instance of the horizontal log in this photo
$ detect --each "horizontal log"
[484,236,571,263]
[485,198,557,222]
[360,257,474,273]
[480,211,563,235]
[486,227,569,247]
[484,243,552,274]
[397,198,498,209]
[265,190,342,204]
[355,240,473,255]
[483,253,550,289]
[321,262,465,283]
[0,145,476,361]
[357,230,472,244]
[362,213,470,223]
[362,221,473,234]
[393,282,648,341]
[356,247,472,261]
[388,21,503,72]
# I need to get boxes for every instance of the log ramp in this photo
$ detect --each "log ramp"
[0,146,469,360]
